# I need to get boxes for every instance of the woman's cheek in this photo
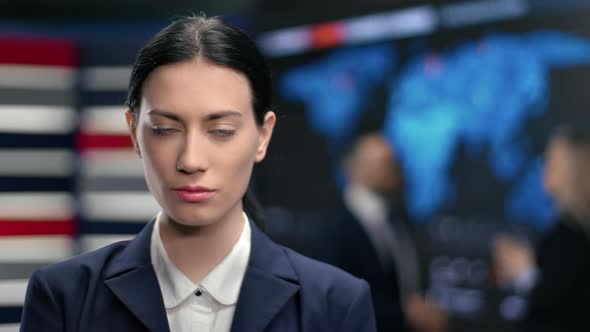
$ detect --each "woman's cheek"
[141,135,178,172]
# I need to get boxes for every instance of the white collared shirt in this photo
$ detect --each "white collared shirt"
[150,212,251,332]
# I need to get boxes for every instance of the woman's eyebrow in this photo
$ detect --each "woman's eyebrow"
[147,109,182,121]
[206,111,243,121]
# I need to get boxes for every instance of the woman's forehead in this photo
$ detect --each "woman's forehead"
[140,60,253,117]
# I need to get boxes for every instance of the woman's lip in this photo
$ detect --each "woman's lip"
[173,185,214,192]
[173,189,215,202]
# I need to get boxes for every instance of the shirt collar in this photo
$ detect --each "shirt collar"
[344,184,389,224]
[150,212,251,308]
[201,215,251,305]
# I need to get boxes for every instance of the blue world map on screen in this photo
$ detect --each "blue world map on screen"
[280,31,590,230]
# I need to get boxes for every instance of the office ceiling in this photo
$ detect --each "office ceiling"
[0,0,256,19]
[0,0,419,24]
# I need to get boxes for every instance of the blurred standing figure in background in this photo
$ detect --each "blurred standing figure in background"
[494,125,590,332]
[327,133,448,332]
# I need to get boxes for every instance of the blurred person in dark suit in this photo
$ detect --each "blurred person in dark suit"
[268,133,448,332]
[339,133,448,332]
[494,125,590,332]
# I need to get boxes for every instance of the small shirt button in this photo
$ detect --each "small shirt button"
[195,288,203,297]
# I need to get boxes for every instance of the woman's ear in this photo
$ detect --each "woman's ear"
[125,110,141,158]
[255,111,276,163]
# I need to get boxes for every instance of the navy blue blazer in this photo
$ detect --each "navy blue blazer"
[20,219,377,332]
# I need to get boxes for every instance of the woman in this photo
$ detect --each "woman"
[20,16,376,332]
[494,125,590,332]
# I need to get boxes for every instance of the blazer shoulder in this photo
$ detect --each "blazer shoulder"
[280,246,376,331]
[285,246,366,287]
[22,240,135,332]
[31,240,130,285]
[281,245,372,303]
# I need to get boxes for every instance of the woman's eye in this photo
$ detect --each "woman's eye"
[152,127,178,135]
[210,129,236,137]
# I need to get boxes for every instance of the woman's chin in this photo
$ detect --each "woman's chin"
[162,209,219,229]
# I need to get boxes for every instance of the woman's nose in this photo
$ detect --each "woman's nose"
[176,132,208,174]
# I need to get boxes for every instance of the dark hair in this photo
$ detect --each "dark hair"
[551,124,590,145]
[126,15,271,226]
[126,15,272,125]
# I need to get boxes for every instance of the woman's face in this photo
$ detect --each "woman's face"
[126,59,275,227]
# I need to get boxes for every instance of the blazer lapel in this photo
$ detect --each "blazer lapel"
[231,221,300,332]
[104,221,170,332]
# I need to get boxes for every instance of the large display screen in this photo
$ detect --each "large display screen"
[255,2,590,331]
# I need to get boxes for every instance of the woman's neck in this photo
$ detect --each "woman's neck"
[158,207,245,283]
